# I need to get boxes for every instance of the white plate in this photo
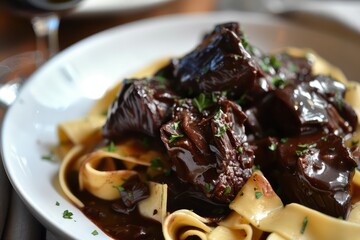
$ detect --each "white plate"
[72,0,174,16]
[2,11,360,240]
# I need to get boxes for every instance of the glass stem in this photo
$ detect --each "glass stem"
[31,13,60,66]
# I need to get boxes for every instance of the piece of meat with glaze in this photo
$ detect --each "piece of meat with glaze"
[160,95,254,203]
[249,80,355,138]
[102,77,178,140]
[275,133,356,218]
[171,22,258,99]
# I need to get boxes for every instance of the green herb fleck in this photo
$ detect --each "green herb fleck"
[169,134,184,143]
[321,136,328,142]
[55,201,60,206]
[288,62,298,72]
[255,191,263,199]
[224,186,231,195]
[150,157,164,169]
[91,230,99,236]
[141,137,151,148]
[237,146,243,154]
[155,76,167,83]
[253,164,261,170]
[63,210,73,219]
[114,185,125,192]
[41,154,54,161]
[272,77,285,88]
[297,143,309,148]
[351,140,359,147]
[268,142,277,151]
[300,216,308,234]
[269,55,281,70]
[280,138,288,143]
[173,121,180,130]
[215,123,227,137]
[335,92,343,111]
[213,109,223,120]
[329,147,335,151]
[205,183,211,192]
[193,93,213,113]
[106,141,117,152]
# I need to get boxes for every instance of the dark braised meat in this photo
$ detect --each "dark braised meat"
[102,77,178,139]
[172,22,258,98]
[111,175,150,215]
[275,133,356,218]
[160,95,254,203]
[249,81,355,137]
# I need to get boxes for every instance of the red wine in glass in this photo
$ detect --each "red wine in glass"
[3,0,82,15]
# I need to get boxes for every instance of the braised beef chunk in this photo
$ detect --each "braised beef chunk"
[275,133,356,218]
[102,77,178,139]
[111,175,150,215]
[252,82,354,137]
[257,53,313,84]
[172,22,258,98]
[308,74,358,131]
[160,95,254,203]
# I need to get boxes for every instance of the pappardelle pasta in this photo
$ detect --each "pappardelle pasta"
[57,22,360,240]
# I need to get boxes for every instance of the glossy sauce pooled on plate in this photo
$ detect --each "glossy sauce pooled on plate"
[64,22,359,239]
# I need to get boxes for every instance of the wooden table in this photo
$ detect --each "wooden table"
[0,0,217,61]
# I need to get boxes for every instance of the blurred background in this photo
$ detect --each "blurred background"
[0,0,359,239]
[1,0,359,61]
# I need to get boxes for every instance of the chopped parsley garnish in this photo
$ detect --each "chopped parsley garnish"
[173,121,180,130]
[329,147,336,151]
[321,136,328,142]
[114,185,125,192]
[255,191,263,199]
[150,157,164,169]
[193,93,213,112]
[106,141,117,152]
[280,138,288,143]
[224,186,231,195]
[268,142,277,151]
[155,76,167,83]
[55,201,60,206]
[141,137,151,148]
[237,146,243,154]
[91,230,99,236]
[63,210,73,219]
[335,92,343,111]
[351,140,359,146]
[41,154,54,161]
[288,62,298,72]
[295,143,317,156]
[297,143,309,148]
[205,183,211,192]
[272,77,286,88]
[300,216,308,234]
[269,55,281,70]
[169,134,184,143]
[215,123,227,137]
[213,109,224,120]
[253,164,261,170]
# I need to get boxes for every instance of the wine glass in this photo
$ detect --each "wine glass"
[0,0,82,107]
